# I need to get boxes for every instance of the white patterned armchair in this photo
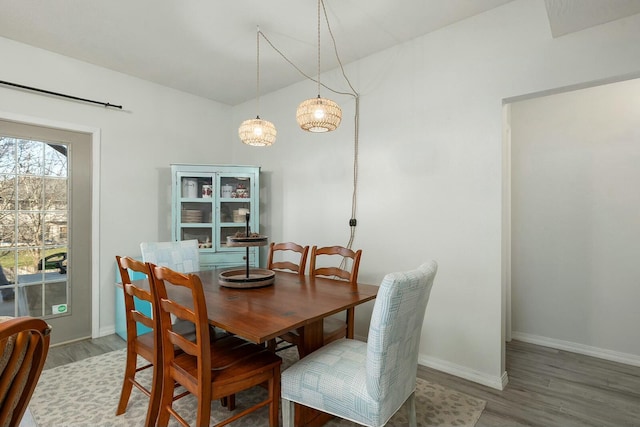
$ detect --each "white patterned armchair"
[281,261,438,427]
[139,239,200,273]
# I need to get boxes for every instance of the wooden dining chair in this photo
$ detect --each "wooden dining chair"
[0,316,51,427]
[310,245,362,342]
[116,256,235,425]
[149,264,282,427]
[115,256,166,425]
[266,242,310,353]
[275,245,362,358]
[115,255,212,425]
[266,242,309,275]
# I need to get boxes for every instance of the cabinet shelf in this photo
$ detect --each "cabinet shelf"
[180,198,212,203]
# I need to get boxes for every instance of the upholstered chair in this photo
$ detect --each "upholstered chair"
[281,261,438,427]
[140,239,200,273]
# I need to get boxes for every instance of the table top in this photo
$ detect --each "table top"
[125,268,378,345]
[189,269,378,344]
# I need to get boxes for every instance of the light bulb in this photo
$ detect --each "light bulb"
[314,108,325,119]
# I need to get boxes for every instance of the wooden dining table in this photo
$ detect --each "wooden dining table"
[140,267,378,426]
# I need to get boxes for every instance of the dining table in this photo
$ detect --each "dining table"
[127,267,378,426]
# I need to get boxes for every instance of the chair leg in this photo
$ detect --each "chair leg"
[282,397,294,427]
[145,364,161,426]
[220,394,236,411]
[196,394,212,427]
[407,391,416,427]
[269,365,281,427]
[156,373,174,427]
[115,352,137,415]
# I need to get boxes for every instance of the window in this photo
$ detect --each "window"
[0,137,69,317]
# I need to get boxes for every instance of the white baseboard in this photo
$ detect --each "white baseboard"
[356,333,507,390]
[98,325,116,338]
[511,331,640,367]
[417,353,507,391]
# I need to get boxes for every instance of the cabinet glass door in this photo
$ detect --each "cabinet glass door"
[177,173,213,248]
[217,173,255,250]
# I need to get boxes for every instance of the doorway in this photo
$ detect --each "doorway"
[503,77,640,365]
[0,119,92,344]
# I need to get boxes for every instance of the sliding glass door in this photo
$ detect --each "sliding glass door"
[0,120,91,344]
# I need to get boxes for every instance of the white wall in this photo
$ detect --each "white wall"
[510,78,640,364]
[231,0,640,388]
[0,36,233,337]
[1,0,639,389]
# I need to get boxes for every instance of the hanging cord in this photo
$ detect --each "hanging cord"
[256,26,261,117]
[259,0,360,261]
[320,0,360,256]
[258,32,354,98]
[346,95,359,251]
[316,0,322,96]
[320,0,359,96]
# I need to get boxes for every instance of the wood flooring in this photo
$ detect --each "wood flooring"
[420,340,640,427]
[41,336,640,426]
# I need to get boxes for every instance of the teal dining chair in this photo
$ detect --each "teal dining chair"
[139,239,232,347]
[281,261,438,427]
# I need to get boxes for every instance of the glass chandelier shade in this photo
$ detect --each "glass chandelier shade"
[238,117,277,146]
[239,27,276,146]
[296,95,342,132]
[297,0,342,133]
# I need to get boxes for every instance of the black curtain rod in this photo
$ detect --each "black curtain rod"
[0,80,123,109]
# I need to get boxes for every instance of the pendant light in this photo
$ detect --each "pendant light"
[296,0,342,133]
[239,27,276,146]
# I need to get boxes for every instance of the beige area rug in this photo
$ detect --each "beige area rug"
[29,347,485,427]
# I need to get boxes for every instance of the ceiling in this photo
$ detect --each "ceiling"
[1,0,639,106]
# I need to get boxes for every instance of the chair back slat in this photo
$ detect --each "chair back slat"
[159,298,197,324]
[312,267,351,282]
[168,331,199,357]
[123,283,156,331]
[124,282,152,301]
[118,257,156,341]
[131,311,155,330]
